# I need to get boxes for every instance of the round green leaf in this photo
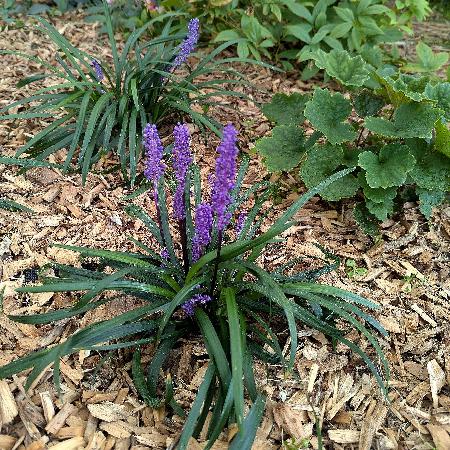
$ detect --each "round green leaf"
[300,144,360,201]
[304,88,357,145]
[255,125,306,172]
[358,144,416,188]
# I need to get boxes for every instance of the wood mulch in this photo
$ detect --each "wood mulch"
[0,10,449,450]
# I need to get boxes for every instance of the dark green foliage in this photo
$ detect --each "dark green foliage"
[0,156,388,447]
[256,49,450,232]
[0,2,254,186]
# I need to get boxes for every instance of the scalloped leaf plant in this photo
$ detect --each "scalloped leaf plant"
[255,48,450,233]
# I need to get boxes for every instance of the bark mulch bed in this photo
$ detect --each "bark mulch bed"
[0,11,449,450]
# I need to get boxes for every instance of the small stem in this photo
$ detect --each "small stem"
[209,230,223,298]
[178,219,189,275]
[153,184,167,250]
[356,127,365,147]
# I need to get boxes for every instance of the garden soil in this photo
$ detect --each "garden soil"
[0,11,449,450]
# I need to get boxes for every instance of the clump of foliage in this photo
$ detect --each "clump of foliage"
[0,1,252,186]
[1,0,88,23]
[0,123,388,448]
[101,0,431,75]
[256,49,450,235]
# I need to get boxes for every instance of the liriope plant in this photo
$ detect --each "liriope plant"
[0,123,389,448]
[0,0,255,186]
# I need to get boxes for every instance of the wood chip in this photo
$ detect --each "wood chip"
[47,437,85,450]
[0,435,17,450]
[359,403,388,450]
[0,380,18,424]
[39,391,55,424]
[427,424,450,450]
[328,429,360,444]
[411,303,438,327]
[87,402,130,422]
[428,359,446,409]
[45,403,77,435]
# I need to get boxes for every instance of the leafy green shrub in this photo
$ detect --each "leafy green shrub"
[0,2,252,186]
[0,123,388,448]
[86,0,431,75]
[256,49,450,234]
[1,0,88,20]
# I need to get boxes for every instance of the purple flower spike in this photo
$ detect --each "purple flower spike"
[172,123,192,220]
[143,124,165,185]
[182,293,212,316]
[161,248,169,260]
[192,203,213,261]
[91,59,104,82]
[172,18,200,69]
[211,124,239,231]
[235,210,247,235]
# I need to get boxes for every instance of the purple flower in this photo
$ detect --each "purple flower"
[91,59,104,82]
[172,18,200,70]
[182,293,212,316]
[161,248,169,260]
[211,124,239,231]
[143,124,165,185]
[172,123,192,220]
[235,210,247,235]
[192,203,213,261]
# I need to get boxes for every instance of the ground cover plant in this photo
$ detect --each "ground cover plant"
[0,123,388,448]
[256,49,450,235]
[0,1,253,186]
[95,0,431,76]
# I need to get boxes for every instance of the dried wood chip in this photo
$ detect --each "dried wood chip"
[85,430,107,450]
[47,436,85,450]
[273,404,313,440]
[87,402,130,422]
[0,435,16,450]
[99,420,132,439]
[359,403,388,450]
[45,403,76,435]
[24,437,49,450]
[427,424,450,450]
[411,303,438,327]
[428,359,446,409]
[328,429,360,444]
[0,380,18,424]
[39,391,55,424]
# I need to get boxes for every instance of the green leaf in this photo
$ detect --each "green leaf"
[364,103,441,139]
[376,71,429,105]
[434,120,450,158]
[425,82,450,121]
[300,144,360,201]
[405,42,449,72]
[0,198,34,213]
[284,24,312,43]
[214,29,241,42]
[358,144,416,188]
[353,90,385,117]
[408,142,450,191]
[313,49,371,87]
[365,197,395,221]
[281,0,313,22]
[229,395,266,450]
[353,202,381,237]
[224,288,244,428]
[416,188,447,219]
[261,93,309,125]
[177,363,216,450]
[304,88,357,145]
[16,74,48,88]
[255,125,306,172]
